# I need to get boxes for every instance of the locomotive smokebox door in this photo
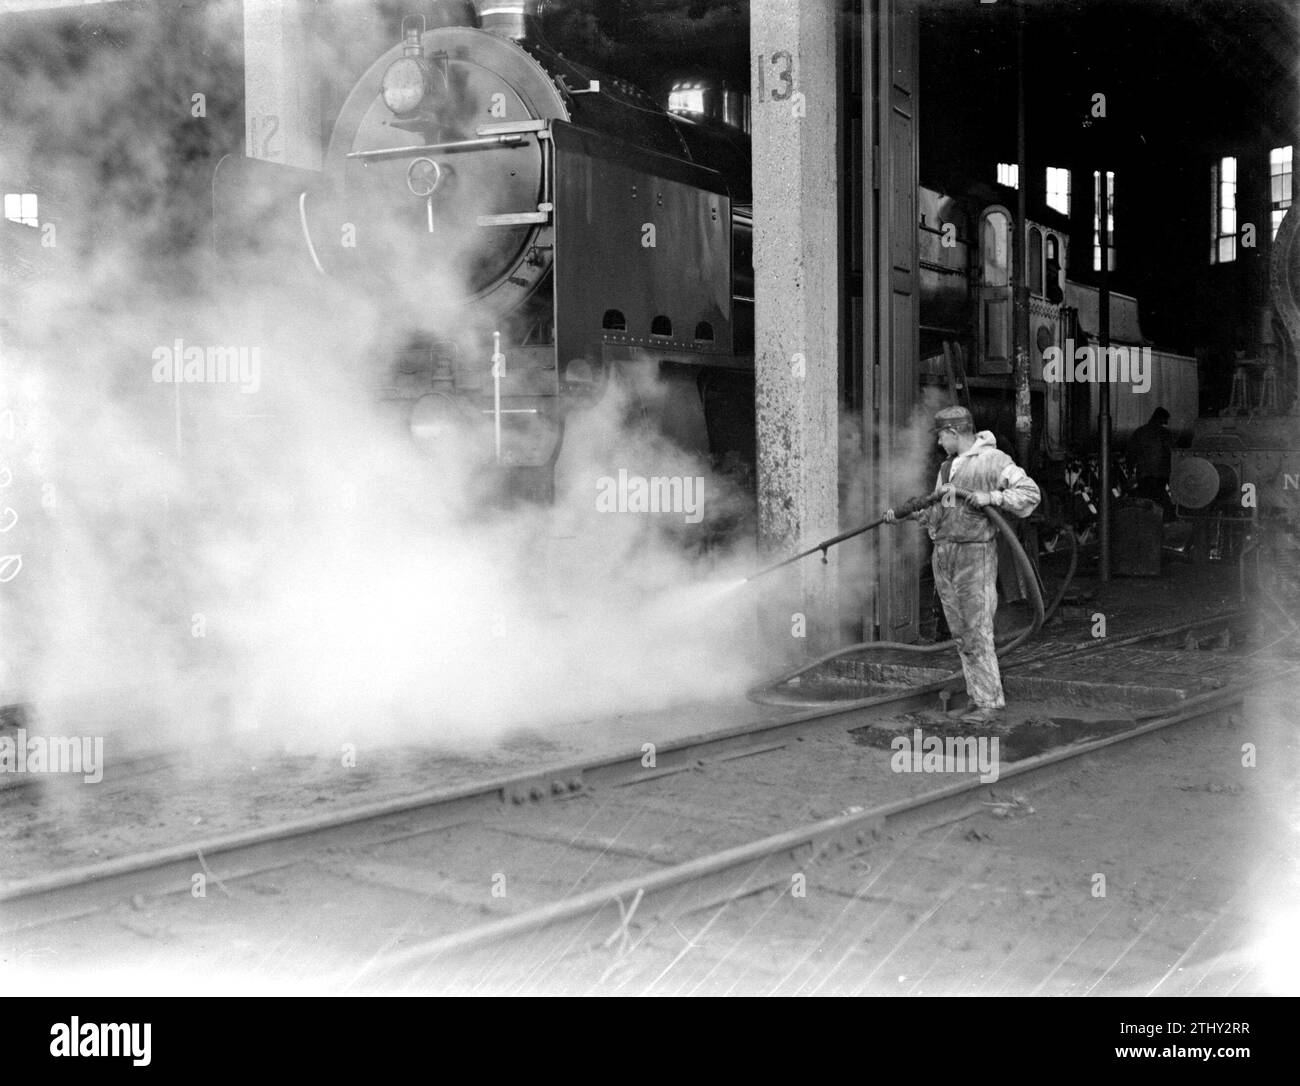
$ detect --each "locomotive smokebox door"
[551,121,734,435]
[324,26,566,316]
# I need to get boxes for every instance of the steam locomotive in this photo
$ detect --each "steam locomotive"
[212,0,1202,536]
[1166,202,1300,586]
[916,185,1199,461]
[214,0,755,502]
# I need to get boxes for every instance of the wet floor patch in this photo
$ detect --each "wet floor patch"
[768,680,936,704]
[848,711,1139,762]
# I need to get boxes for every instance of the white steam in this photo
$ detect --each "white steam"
[0,2,761,756]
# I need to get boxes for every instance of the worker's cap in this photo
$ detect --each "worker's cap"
[931,405,974,432]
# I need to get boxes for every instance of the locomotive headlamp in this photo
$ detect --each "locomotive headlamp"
[406,157,444,197]
[381,55,432,115]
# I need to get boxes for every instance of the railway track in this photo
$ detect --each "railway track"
[343,681,1261,991]
[3,610,1284,993]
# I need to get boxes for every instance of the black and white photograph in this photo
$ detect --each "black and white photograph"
[0,0,1296,1034]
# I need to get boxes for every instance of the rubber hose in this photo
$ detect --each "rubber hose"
[1042,525,1078,624]
[747,487,1067,707]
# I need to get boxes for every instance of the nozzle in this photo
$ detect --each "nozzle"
[892,494,931,519]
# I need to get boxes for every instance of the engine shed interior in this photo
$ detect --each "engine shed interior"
[3,0,1300,1013]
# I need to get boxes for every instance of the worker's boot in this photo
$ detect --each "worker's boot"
[961,706,1004,725]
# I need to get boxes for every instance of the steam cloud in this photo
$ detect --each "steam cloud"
[0,1,762,759]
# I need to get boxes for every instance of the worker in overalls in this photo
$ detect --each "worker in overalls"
[884,406,1042,724]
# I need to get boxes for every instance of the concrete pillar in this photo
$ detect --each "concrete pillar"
[243,0,321,170]
[751,0,840,662]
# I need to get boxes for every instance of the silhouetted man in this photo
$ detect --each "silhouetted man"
[1129,407,1173,508]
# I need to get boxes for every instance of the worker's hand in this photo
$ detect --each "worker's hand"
[966,490,994,508]
[883,508,898,524]
[937,483,958,507]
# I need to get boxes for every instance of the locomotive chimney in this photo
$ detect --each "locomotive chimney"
[473,1,542,42]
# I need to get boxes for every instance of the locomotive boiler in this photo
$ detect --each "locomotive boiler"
[214,0,754,502]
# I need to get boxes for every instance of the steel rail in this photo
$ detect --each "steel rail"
[0,679,949,917]
[0,611,1255,929]
[349,675,1271,982]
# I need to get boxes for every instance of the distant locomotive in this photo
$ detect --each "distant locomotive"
[916,185,1199,457]
[214,0,754,501]
[1167,204,1300,586]
[1170,403,1299,562]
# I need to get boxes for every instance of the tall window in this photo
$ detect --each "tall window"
[1270,145,1293,240]
[1210,156,1237,263]
[982,210,1010,285]
[1046,166,1070,215]
[1045,234,1063,302]
[979,209,1012,369]
[1028,227,1043,294]
[3,193,38,227]
[996,162,1019,189]
[1093,170,1115,271]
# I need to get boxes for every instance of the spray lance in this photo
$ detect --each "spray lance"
[744,491,942,582]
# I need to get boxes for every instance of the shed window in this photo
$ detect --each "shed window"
[1210,157,1236,264]
[3,193,37,227]
[1046,167,1070,216]
[1093,170,1116,271]
[1270,146,1292,241]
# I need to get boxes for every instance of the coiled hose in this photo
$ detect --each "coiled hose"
[747,487,1077,707]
